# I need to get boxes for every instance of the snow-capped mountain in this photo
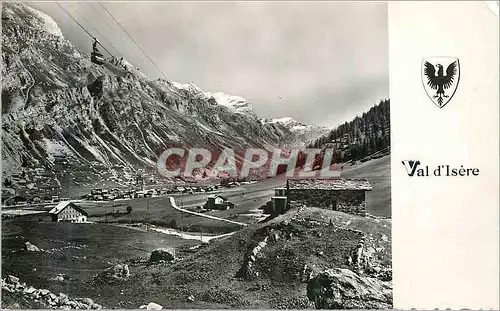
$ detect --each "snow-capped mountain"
[205,92,256,116]
[268,117,309,131]
[264,117,329,144]
[1,3,322,194]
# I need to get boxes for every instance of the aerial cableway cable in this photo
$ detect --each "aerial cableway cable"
[80,2,123,57]
[72,4,121,57]
[86,2,144,64]
[55,2,113,58]
[98,1,168,79]
[56,3,93,39]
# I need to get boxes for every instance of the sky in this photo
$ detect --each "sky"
[29,1,389,128]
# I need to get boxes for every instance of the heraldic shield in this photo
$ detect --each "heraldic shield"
[421,57,460,108]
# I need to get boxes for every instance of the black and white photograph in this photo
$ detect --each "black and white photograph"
[1,2,391,309]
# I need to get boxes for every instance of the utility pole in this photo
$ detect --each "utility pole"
[180,198,183,238]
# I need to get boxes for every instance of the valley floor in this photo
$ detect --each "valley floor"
[2,156,391,309]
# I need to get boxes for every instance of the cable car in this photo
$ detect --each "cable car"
[91,50,105,65]
[91,41,131,77]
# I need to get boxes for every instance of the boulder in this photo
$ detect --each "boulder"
[23,286,36,294]
[31,289,41,298]
[146,302,163,310]
[81,297,94,306]
[48,293,58,301]
[148,248,175,264]
[67,300,78,308]
[39,289,50,296]
[15,282,26,291]
[24,241,41,252]
[59,292,69,305]
[7,275,19,284]
[96,264,130,282]
[307,268,392,309]
[51,274,65,282]
[2,285,13,292]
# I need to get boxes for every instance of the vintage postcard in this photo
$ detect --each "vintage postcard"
[1,1,498,310]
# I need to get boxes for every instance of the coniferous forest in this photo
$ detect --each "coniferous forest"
[305,99,390,165]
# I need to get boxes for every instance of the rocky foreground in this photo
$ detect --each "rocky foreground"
[1,275,103,309]
[82,206,392,309]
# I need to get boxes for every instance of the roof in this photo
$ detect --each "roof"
[49,201,89,216]
[287,178,372,191]
[208,194,227,200]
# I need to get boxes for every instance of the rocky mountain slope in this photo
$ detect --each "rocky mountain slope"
[1,3,323,194]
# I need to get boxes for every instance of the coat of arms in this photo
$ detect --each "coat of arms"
[422,57,460,108]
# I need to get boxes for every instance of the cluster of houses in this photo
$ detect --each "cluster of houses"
[2,193,70,206]
[3,180,247,207]
[83,185,222,201]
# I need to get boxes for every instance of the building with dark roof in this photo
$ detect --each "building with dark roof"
[286,178,372,216]
[48,201,89,223]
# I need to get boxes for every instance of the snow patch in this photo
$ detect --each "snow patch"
[206,92,256,116]
[269,117,297,126]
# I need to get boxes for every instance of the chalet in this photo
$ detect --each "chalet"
[91,189,103,196]
[205,194,234,210]
[48,201,89,223]
[286,178,372,216]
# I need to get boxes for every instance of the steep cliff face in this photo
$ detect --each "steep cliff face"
[1,3,320,193]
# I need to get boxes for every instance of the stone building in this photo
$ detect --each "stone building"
[286,178,372,216]
[271,196,287,216]
[270,188,288,216]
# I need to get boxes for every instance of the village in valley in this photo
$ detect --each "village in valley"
[1,2,391,310]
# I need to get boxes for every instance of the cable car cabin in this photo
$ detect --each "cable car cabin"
[91,51,105,65]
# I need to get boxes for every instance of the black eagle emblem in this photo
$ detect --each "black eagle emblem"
[423,61,458,106]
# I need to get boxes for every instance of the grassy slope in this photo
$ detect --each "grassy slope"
[1,220,199,303]
[341,155,391,217]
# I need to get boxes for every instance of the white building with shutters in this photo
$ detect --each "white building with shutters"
[48,201,89,223]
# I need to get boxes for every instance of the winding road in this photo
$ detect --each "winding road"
[168,196,248,227]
